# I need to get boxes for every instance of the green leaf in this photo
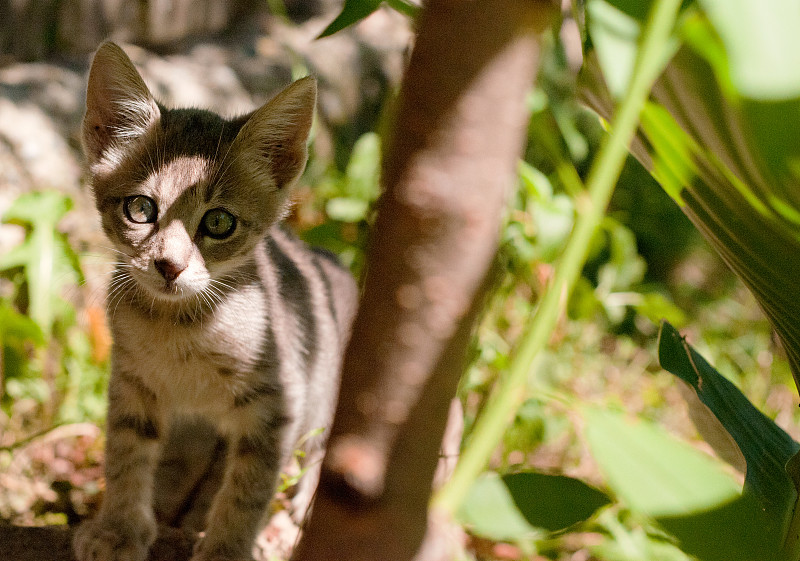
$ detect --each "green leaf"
[457,471,610,542]
[586,0,682,98]
[532,195,574,262]
[0,191,81,334]
[2,190,72,226]
[344,132,382,202]
[584,407,777,561]
[633,292,687,327]
[458,472,541,542]
[657,321,798,527]
[586,0,641,98]
[638,102,694,205]
[518,160,553,201]
[318,0,382,38]
[582,8,800,385]
[657,492,776,561]
[697,0,800,100]
[502,472,611,532]
[584,408,741,518]
[0,302,44,346]
[326,197,370,223]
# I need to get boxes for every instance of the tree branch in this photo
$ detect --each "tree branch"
[291,1,556,560]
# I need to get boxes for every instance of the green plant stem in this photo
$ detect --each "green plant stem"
[432,0,683,515]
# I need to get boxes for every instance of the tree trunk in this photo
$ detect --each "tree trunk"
[291,2,556,561]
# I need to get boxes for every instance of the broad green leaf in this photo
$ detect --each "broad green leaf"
[639,102,694,204]
[502,472,611,532]
[458,472,541,542]
[658,492,776,561]
[384,0,419,19]
[584,408,741,518]
[532,195,574,262]
[601,0,697,25]
[584,407,777,560]
[518,161,576,263]
[457,471,610,542]
[317,0,418,37]
[697,0,800,100]
[658,322,797,528]
[581,5,800,557]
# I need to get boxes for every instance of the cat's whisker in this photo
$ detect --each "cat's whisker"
[84,279,113,309]
[209,277,236,294]
[107,275,137,322]
[97,245,135,260]
[199,285,221,312]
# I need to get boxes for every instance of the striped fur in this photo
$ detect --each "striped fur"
[74,43,357,561]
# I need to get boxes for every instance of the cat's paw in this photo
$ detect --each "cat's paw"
[73,515,156,561]
[190,537,255,561]
[190,553,255,561]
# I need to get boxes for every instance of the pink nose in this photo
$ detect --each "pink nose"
[154,259,186,283]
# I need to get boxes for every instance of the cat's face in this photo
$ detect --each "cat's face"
[103,154,253,302]
[82,42,316,305]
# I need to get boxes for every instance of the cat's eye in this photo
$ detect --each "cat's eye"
[201,208,236,239]
[123,196,157,224]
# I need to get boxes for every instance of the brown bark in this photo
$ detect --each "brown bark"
[291,2,556,561]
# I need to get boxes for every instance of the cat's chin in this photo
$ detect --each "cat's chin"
[128,269,204,303]
[135,278,201,304]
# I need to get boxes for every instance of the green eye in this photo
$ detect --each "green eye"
[201,208,236,239]
[124,196,157,224]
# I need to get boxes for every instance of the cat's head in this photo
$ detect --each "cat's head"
[83,42,316,304]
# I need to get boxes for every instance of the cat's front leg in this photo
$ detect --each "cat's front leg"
[192,414,287,561]
[74,370,162,561]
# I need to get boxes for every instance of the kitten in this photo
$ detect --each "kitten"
[73,42,357,561]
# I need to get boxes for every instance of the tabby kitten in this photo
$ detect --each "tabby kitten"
[73,42,357,561]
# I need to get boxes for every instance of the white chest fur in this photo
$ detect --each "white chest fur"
[111,284,273,417]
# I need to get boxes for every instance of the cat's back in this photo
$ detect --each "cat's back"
[260,224,358,359]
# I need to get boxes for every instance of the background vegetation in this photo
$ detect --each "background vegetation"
[2,1,799,560]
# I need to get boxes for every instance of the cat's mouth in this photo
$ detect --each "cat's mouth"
[159,280,185,297]
[131,269,197,301]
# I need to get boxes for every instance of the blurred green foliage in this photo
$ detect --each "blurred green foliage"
[1,192,107,430]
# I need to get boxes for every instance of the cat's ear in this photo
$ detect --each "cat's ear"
[82,42,160,166]
[232,76,317,190]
